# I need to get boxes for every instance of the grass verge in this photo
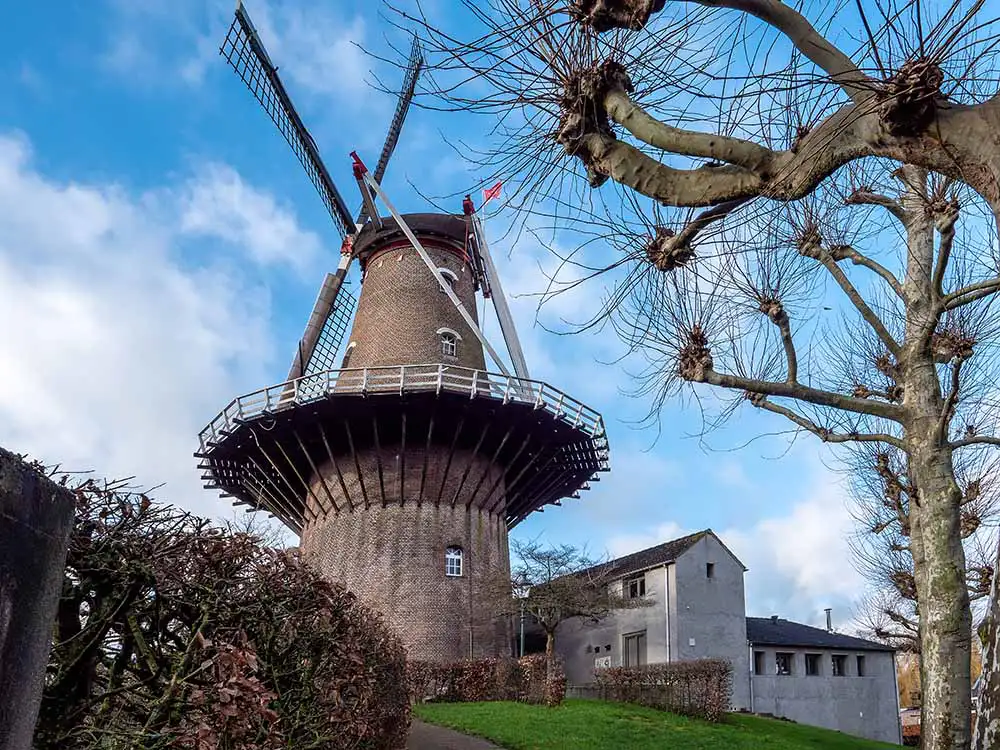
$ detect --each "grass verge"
[414,699,899,749]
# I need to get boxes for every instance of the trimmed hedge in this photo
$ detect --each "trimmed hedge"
[34,480,410,749]
[408,654,566,707]
[593,659,733,721]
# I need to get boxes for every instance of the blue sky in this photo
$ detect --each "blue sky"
[0,0,871,630]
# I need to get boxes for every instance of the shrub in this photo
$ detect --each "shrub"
[34,479,410,749]
[593,659,733,721]
[407,654,566,707]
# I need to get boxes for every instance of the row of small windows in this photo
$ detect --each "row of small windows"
[756,651,866,677]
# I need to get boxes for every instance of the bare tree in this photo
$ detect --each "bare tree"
[387,2,1000,747]
[491,539,643,678]
[850,437,998,655]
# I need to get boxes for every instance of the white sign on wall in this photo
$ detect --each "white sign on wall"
[594,656,612,669]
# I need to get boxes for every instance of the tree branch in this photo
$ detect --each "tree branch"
[844,190,907,224]
[689,0,874,103]
[833,244,905,298]
[942,277,1000,311]
[807,245,903,357]
[750,395,905,448]
[936,359,962,443]
[951,435,1000,449]
[605,88,775,170]
[699,368,905,421]
[933,222,956,298]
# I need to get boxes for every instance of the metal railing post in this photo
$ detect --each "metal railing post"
[436,364,443,395]
[400,365,406,395]
[361,368,369,395]
[470,369,479,399]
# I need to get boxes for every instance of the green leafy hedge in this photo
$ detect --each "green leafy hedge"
[593,659,733,721]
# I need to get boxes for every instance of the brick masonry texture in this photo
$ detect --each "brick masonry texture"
[345,240,487,371]
[301,479,511,662]
[300,227,511,662]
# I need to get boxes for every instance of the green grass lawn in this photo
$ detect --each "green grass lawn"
[414,699,899,749]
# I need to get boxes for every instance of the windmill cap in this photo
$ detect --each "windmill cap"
[353,213,468,264]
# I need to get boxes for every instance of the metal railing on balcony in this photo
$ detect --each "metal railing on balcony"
[199,364,605,452]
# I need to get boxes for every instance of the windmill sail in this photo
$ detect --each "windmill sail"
[356,37,424,224]
[221,1,355,238]
[286,256,358,384]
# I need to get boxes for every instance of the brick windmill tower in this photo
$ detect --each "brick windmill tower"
[197,1,609,661]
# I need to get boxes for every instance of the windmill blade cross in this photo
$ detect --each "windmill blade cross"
[221,1,356,239]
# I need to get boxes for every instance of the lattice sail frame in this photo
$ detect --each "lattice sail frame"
[221,4,355,238]
[304,284,356,375]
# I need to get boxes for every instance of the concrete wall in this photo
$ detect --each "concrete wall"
[555,535,749,710]
[0,448,75,750]
[672,534,750,709]
[749,647,899,744]
[556,565,669,684]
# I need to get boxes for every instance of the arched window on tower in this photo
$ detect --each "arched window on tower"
[445,546,463,577]
[437,268,458,293]
[340,341,357,368]
[437,328,461,358]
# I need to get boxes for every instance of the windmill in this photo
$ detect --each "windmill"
[198,0,609,662]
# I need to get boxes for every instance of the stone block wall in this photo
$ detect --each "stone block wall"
[0,448,74,750]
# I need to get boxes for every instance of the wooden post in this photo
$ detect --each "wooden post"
[0,448,75,750]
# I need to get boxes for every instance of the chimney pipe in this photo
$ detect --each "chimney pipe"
[824,608,833,632]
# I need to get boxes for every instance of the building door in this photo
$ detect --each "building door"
[623,631,647,667]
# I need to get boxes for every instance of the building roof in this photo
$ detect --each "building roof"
[587,529,746,579]
[746,616,895,652]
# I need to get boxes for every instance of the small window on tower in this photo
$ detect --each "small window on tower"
[445,546,463,577]
[341,341,357,368]
[441,332,457,357]
[437,268,458,292]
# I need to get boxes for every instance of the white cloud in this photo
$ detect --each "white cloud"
[720,470,865,627]
[0,132,315,521]
[178,162,321,272]
[101,0,372,107]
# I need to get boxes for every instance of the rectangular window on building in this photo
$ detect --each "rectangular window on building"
[753,651,766,675]
[856,655,866,676]
[832,654,847,676]
[775,652,793,675]
[623,631,647,667]
[805,653,821,676]
[706,562,715,579]
[625,575,646,599]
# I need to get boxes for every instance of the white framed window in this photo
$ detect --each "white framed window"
[340,341,357,368]
[437,327,462,358]
[437,268,458,292]
[445,546,463,577]
[625,574,646,599]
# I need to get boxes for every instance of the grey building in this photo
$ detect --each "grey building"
[748,616,901,744]
[556,530,751,710]
[555,530,901,744]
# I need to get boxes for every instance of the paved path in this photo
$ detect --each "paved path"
[407,719,502,750]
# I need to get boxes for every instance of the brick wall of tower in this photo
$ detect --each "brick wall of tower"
[300,448,511,661]
[344,241,487,371]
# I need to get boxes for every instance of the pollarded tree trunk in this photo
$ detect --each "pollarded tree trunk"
[900,173,973,750]
[908,445,973,750]
[973,534,1000,750]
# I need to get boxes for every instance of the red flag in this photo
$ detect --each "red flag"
[482,180,502,205]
